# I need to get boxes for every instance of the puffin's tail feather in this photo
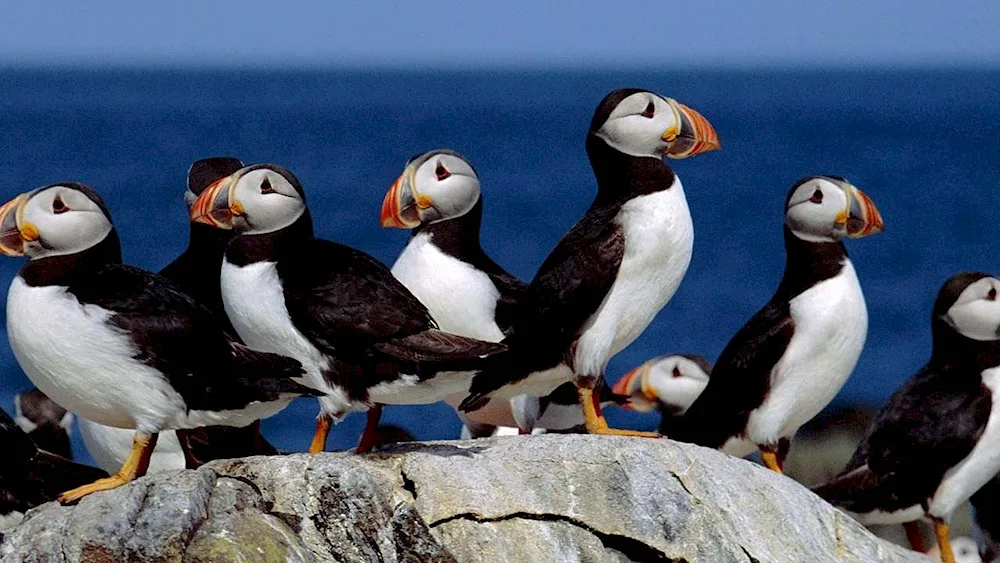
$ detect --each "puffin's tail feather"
[375,329,507,372]
[811,465,880,509]
[230,344,318,396]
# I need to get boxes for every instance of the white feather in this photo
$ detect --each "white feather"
[743,260,868,446]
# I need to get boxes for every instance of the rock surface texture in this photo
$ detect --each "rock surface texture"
[0,435,930,562]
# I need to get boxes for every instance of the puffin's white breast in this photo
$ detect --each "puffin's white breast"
[744,260,868,445]
[220,259,351,417]
[574,177,694,377]
[929,366,1000,518]
[391,232,504,342]
[6,277,185,432]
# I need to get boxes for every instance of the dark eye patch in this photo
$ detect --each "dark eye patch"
[809,188,824,204]
[988,287,997,301]
[260,178,274,194]
[671,366,681,378]
[435,162,450,180]
[640,101,655,119]
[52,195,68,214]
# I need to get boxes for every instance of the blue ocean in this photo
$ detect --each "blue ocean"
[1,68,999,461]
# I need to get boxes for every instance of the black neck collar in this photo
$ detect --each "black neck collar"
[586,135,677,209]
[413,197,486,262]
[931,320,1000,373]
[772,226,848,302]
[19,229,123,287]
[183,222,236,261]
[225,210,314,266]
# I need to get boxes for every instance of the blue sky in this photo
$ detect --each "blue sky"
[2,1,999,67]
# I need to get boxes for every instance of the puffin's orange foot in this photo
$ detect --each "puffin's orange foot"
[58,474,131,505]
[760,450,784,474]
[308,415,332,454]
[579,385,659,438]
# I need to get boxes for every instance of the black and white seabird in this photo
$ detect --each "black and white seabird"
[671,176,883,472]
[0,407,107,525]
[459,88,719,435]
[13,387,74,459]
[814,272,1000,563]
[0,183,314,503]
[79,157,279,471]
[190,163,506,453]
[380,149,554,435]
[612,354,712,434]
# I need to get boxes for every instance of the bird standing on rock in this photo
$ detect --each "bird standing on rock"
[815,272,1000,563]
[670,176,884,472]
[459,88,720,435]
[0,183,315,503]
[190,163,506,453]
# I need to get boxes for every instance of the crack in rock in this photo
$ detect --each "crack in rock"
[430,511,683,562]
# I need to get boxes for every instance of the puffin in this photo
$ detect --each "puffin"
[0,182,315,503]
[670,176,883,472]
[0,407,107,526]
[813,272,1000,563]
[190,163,506,453]
[380,148,566,435]
[459,88,719,435]
[79,157,278,470]
[612,354,712,434]
[13,387,74,459]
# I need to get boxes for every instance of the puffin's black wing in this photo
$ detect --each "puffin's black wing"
[0,409,108,514]
[66,265,311,412]
[670,300,795,448]
[483,268,527,336]
[280,239,504,370]
[814,367,990,514]
[462,205,625,407]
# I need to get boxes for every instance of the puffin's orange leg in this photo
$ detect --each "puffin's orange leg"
[355,405,383,453]
[903,521,925,553]
[932,518,955,563]
[308,415,332,454]
[760,444,784,474]
[578,385,658,437]
[59,431,158,504]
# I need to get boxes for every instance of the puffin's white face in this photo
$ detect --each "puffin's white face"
[785,177,884,243]
[190,165,306,235]
[946,277,1000,341]
[595,93,681,159]
[381,150,480,228]
[0,185,112,259]
[613,355,711,413]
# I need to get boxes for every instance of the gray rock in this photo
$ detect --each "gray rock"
[0,435,930,563]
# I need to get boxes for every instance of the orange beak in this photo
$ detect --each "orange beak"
[190,177,237,229]
[612,364,655,412]
[844,185,885,238]
[380,169,421,228]
[0,194,30,256]
[664,99,720,159]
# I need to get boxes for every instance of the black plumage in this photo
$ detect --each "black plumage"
[14,388,72,459]
[0,408,107,516]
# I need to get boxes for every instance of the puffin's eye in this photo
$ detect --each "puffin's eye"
[809,189,824,204]
[52,195,68,214]
[640,101,655,119]
[435,162,450,181]
[988,287,997,301]
[671,366,681,378]
[260,178,274,194]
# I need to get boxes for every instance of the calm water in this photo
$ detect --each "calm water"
[1,68,999,461]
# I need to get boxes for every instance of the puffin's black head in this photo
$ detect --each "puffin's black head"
[612,353,712,414]
[0,183,115,259]
[933,272,1000,343]
[184,157,245,209]
[784,176,884,243]
[380,149,481,229]
[589,88,719,159]
[190,164,308,235]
